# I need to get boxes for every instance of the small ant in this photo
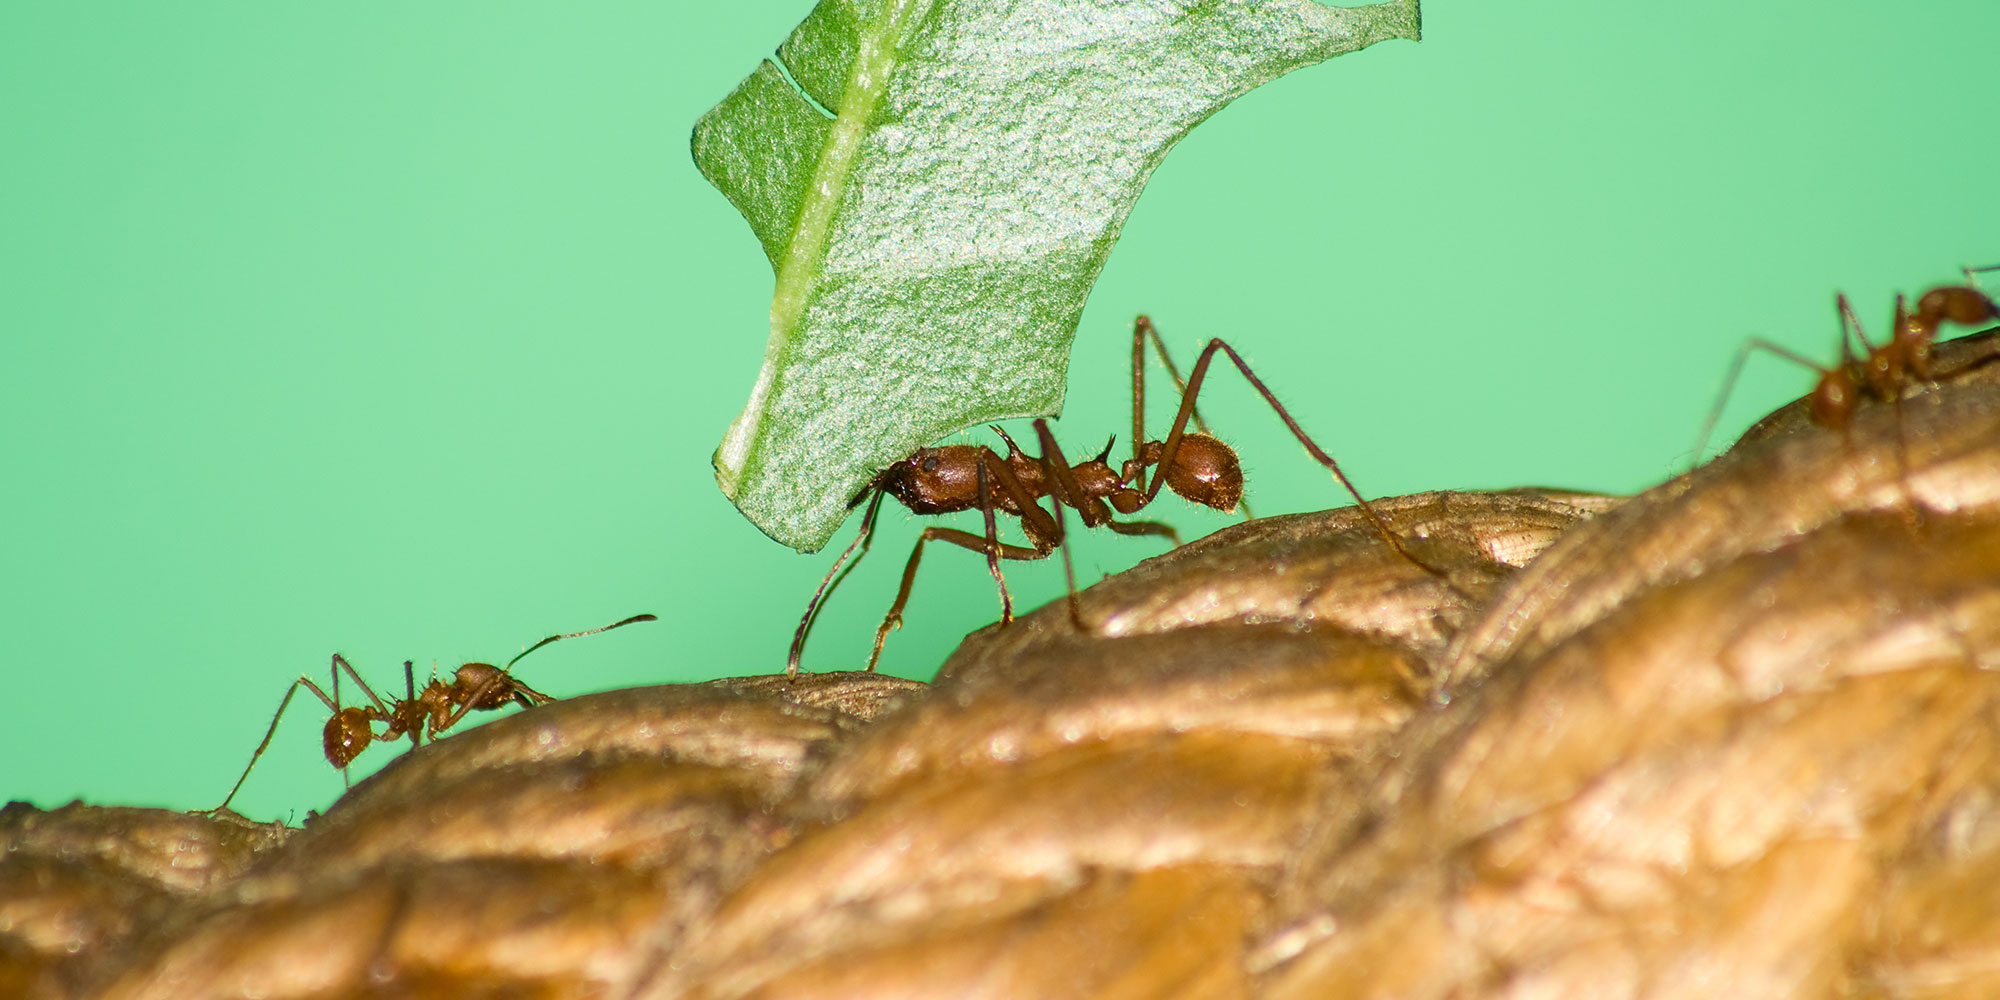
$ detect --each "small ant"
[1692,269,2000,464]
[787,316,1447,676]
[212,613,657,812]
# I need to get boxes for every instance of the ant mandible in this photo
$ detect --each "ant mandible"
[212,613,657,812]
[786,316,1449,676]
[1691,268,2000,464]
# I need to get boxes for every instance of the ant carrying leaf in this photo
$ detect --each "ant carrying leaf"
[787,317,1450,675]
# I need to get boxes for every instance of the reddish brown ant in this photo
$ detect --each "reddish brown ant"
[786,316,1448,676]
[212,613,656,811]
[1691,271,2000,464]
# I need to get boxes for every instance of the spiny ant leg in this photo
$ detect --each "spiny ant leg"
[976,457,1013,624]
[788,487,889,677]
[1028,420,1102,630]
[1156,338,1448,581]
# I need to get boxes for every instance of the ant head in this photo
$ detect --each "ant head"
[1157,433,1244,512]
[881,445,987,515]
[321,707,375,768]
[452,663,520,711]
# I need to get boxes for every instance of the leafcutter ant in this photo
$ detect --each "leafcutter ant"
[212,613,657,811]
[1691,270,2000,465]
[786,316,1448,675]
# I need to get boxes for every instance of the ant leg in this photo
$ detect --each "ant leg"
[1131,317,1253,519]
[328,652,398,786]
[975,457,1014,624]
[789,487,890,677]
[1104,519,1178,545]
[1026,420,1109,629]
[327,651,394,718]
[1837,293,1881,359]
[1157,338,1447,580]
[868,526,1051,672]
[1690,337,1836,466]
[1049,478,1085,630]
[403,661,425,751]
[211,675,341,814]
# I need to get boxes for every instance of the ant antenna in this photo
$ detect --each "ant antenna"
[504,613,657,670]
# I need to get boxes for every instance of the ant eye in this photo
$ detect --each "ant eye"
[921,456,940,473]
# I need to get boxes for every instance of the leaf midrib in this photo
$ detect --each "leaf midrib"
[718,1,933,487]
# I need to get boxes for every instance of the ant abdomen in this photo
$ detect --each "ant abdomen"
[322,708,376,769]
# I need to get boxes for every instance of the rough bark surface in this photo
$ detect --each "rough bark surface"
[9,330,2000,1000]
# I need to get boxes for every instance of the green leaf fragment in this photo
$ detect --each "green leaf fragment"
[696,0,1420,552]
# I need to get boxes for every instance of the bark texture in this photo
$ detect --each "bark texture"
[9,331,2000,1000]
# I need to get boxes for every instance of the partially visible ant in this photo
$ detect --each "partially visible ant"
[1691,268,2000,465]
[787,316,1448,676]
[212,613,657,812]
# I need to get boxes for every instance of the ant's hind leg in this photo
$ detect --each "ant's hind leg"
[211,674,340,815]
[1171,338,1448,582]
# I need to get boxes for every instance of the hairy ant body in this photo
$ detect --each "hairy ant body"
[1693,271,2000,463]
[213,613,656,811]
[787,317,1445,675]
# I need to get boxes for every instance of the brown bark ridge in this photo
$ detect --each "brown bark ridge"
[8,329,2000,999]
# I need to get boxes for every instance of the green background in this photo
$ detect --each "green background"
[6,0,1997,820]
